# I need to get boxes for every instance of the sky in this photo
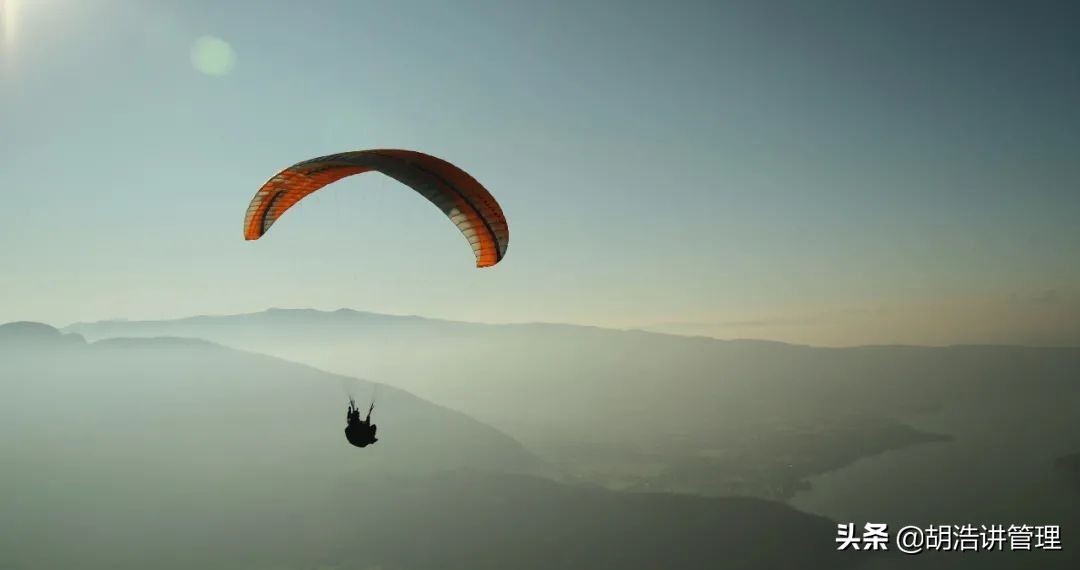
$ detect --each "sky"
[1,0,1077,346]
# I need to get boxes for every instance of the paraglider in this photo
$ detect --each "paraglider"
[244,149,509,451]
[345,398,378,448]
[243,149,509,267]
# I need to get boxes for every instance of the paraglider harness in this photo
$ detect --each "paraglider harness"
[345,397,378,448]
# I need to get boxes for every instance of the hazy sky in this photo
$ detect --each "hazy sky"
[1,0,1077,346]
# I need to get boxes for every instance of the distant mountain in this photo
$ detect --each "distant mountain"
[70,307,444,332]
[0,321,85,346]
[2,322,542,478]
[72,308,1080,502]
[3,323,881,569]
[65,308,1080,439]
[23,315,1080,569]
[63,309,1080,523]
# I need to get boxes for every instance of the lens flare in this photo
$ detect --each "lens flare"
[190,35,236,77]
[1,0,18,61]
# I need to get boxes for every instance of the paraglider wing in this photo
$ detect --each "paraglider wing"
[243,149,509,267]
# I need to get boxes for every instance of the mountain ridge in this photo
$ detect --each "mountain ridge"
[2,320,544,477]
[62,307,1080,350]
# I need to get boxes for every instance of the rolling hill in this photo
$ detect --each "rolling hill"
[1,321,876,570]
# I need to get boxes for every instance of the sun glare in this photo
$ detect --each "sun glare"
[1,0,17,59]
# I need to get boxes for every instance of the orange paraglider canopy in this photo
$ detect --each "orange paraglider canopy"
[244,149,509,268]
